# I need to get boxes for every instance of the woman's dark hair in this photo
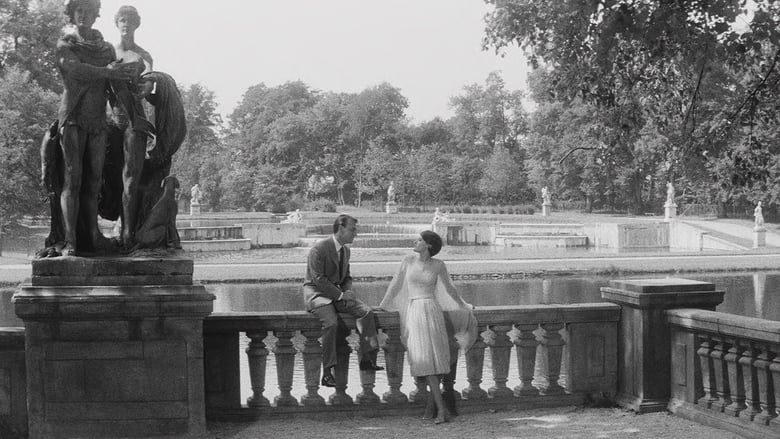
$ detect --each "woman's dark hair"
[421,230,442,257]
[332,214,357,234]
[64,0,101,22]
[115,5,141,28]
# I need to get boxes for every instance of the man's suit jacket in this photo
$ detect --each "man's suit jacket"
[302,237,352,311]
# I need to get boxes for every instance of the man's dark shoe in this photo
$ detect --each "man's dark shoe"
[359,360,384,371]
[321,370,336,387]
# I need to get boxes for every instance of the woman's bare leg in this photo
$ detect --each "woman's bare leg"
[426,375,449,424]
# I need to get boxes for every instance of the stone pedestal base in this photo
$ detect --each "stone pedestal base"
[754,227,766,248]
[13,257,214,438]
[385,201,398,214]
[601,279,723,413]
[190,203,201,215]
[664,203,677,222]
[542,203,551,217]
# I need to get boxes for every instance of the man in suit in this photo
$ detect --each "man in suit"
[303,214,383,387]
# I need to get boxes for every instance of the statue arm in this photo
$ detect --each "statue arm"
[57,42,132,83]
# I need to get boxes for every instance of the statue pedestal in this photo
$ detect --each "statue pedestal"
[542,202,552,217]
[754,226,766,248]
[664,203,677,222]
[385,201,398,214]
[13,257,215,438]
[190,203,201,216]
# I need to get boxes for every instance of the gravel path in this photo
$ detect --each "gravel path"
[208,406,743,439]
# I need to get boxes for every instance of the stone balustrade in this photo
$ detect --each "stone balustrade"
[667,308,780,439]
[203,304,619,419]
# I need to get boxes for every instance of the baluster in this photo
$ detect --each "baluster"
[487,325,514,398]
[462,327,489,400]
[381,327,408,405]
[356,348,380,405]
[539,322,565,395]
[441,342,462,407]
[724,338,746,416]
[513,324,539,396]
[769,349,780,428]
[245,331,270,407]
[409,376,430,404]
[329,328,353,406]
[272,330,299,406]
[697,335,717,408]
[300,329,325,407]
[711,338,731,412]
[738,341,760,421]
[753,345,777,425]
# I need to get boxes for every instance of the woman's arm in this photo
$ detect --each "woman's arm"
[379,256,408,310]
[436,260,473,309]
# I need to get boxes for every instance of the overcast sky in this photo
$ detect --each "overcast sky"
[94,0,530,123]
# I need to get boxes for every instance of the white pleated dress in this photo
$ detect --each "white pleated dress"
[381,255,477,377]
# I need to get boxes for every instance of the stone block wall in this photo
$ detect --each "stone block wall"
[0,328,25,437]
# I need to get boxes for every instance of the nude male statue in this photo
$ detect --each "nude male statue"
[54,0,135,255]
[110,5,157,249]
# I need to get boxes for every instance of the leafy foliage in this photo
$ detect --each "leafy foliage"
[0,66,58,224]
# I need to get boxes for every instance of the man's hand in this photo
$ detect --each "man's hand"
[340,290,357,302]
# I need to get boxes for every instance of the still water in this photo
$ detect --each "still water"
[210,271,780,320]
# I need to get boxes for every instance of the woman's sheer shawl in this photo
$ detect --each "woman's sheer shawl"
[380,255,478,352]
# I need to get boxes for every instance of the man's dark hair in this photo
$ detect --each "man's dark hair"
[65,0,101,22]
[332,214,357,234]
[115,5,141,28]
[421,230,443,257]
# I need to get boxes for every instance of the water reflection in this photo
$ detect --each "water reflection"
[209,271,780,321]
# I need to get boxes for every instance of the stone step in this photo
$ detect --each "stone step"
[495,234,588,248]
[181,239,252,252]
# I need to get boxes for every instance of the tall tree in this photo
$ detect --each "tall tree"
[173,83,223,207]
[0,0,66,92]
[0,66,58,225]
[484,0,780,214]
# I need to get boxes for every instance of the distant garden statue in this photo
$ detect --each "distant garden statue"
[282,209,303,224]
[541,187,551,205]
[385,180,398,214]
[387,181,396,203]
[190,184,202,205]
[432,207,452,224]
[665,182,676,207]
[664,181,677,222]
[754,201,764,228]
[38,1,187,257]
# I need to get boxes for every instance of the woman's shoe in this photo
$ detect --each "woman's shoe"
[422,400,436,420]
[434,411,451,424]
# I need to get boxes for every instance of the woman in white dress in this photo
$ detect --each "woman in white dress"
[380,231,477,424]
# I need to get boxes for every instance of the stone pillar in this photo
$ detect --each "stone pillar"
[190,203,201,216]
[664,202,677,222]
[385,201,398,214]
[13,257,214,438]
[542,202,552,217]
[601,278,723,413]
[753,226,766,248]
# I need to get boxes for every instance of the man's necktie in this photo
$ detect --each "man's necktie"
[338,247,345,279]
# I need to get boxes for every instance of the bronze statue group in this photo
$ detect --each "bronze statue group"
[39,0,185,257]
